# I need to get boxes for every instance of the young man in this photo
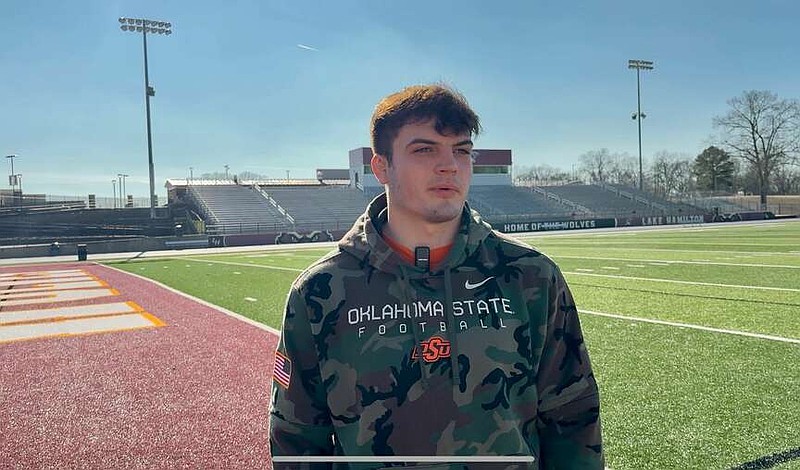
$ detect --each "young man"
[270,84,603,469]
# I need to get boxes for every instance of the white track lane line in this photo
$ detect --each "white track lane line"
[0,313,160,343]
[0,302,139,325]
[0,269,84,279]
[0,280,105,295]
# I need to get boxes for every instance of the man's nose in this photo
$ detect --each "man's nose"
[435,150,459,173]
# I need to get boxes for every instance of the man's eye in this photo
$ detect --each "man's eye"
[456,148,472,155]
[413,147,433,153]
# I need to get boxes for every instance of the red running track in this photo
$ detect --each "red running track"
[0,262,280,469]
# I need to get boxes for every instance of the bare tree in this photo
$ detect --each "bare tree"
[579,149,613,183]
[238,171,269,181]
[650,151,692,197]
[713,90,800,208]
[200,172,228,179]
[773,165,800,194]
[515,164,570,186]
[607,154,639,187]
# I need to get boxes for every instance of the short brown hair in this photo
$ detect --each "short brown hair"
[370,84,481,160]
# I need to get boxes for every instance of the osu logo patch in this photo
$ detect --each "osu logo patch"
[412,336,451,363]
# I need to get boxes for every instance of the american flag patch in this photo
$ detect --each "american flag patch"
[273,350,292,389]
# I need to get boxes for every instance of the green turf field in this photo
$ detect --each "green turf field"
[106,220,800,470]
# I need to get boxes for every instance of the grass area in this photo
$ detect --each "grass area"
[106,220,800,470]
[113,256,300,327]
[584,314,800,469]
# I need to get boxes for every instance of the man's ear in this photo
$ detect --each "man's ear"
[371,154,390,184]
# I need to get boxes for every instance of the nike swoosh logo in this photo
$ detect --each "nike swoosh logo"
[465,276,495,290]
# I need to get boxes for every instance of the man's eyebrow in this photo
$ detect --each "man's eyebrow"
[405,138,474,147]
[406,138,438,147]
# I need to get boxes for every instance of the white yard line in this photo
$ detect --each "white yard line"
[182,257,304,272]
[551,241,799,247]
[565,271,800,293]
[244,253,325,259]
[555,255,800,269]
[551,247,800,256]
[580,309,800,345]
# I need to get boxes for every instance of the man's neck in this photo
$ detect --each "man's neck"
[382,209,461,249]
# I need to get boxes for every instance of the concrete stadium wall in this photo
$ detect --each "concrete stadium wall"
[0,235,208,260]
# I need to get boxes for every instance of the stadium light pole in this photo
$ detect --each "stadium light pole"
[112,179,117,209]
[5,154,19,194]
[118,173,129,207]
[16,174,23,205]
[123,173,129,206]
[628,59,654,191]
[5,154,21,205]
[119,16,172,219]
[117,174,123,207]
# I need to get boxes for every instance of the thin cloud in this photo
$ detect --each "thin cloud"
[296,43,319,52]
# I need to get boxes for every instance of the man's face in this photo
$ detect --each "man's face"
[372,119,473,226]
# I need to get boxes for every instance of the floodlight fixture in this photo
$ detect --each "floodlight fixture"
[628,59,654,70]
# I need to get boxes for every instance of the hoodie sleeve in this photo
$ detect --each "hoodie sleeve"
[535,266,604,469]
[269,284,335,463]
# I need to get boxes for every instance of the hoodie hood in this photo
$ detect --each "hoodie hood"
[338,192,494,275]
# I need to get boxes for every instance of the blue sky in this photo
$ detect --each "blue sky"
[2,0,798,198]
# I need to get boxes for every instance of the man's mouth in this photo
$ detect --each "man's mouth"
[430,185,460,197]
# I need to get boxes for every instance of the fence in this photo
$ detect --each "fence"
[678,194,800,215]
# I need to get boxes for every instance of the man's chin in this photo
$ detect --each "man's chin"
[424,204,464,224]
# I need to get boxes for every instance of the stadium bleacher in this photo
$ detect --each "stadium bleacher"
[182,181,713,237]
[596,182,705,215]
[542,184,646,214]
[263,185,372,231]
[539,183,705,216]
[188,184,292,234]
[468,186,584,220]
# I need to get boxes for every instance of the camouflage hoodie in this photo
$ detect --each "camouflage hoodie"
[270,194,603,469]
